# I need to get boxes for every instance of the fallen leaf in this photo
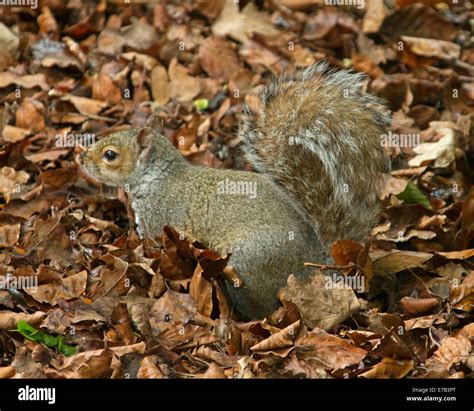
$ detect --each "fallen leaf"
[12,347,46,378]
[0,311,46,329]
[168,58,201,103]
[400,296,440,315]
[0,167,30,204]
[360,358,414,379]
[250,320,303,353]
[61,94,108,116]
[150,65,170,105]
[0,223,20,247]
[212,1,279,43]
[24,271,88,305]
[426,334,471,369]
[278,273,360,331]
[0,72,49,90]
[409,124,456,168]
[2,125,31,143]
[297,328,367,370]
[372,250,433,275]
[401,36,461,60]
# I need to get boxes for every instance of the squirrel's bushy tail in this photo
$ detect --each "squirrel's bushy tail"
[239,62,390,246]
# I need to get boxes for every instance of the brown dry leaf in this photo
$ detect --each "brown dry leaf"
[360,358,414,379]
[60,94,108,116]
[202,362,227,378]
[0,22,18,56]
[92,73,122,105]
[404,314,446,330]
[212,1,279,43]
[401,36,461,60]
[24,271,88,305]
[137,356,165,378]
[438,249,474,260]
[331,240,373,281]
[416,214,447,230]
[168,58,201,103]
[97,28,124,55]
[24,149,71,163]
[122,52,158,71]
[124,296,156,336]
[48,342,145,378]
[2,125,31,143]
[377,227,437,243]
[0,311,46,329]
[199,36,242,81]
[122,17,159,50]
[149,290,197,332]
[0,223,20,247]
[400,296,440,315]
[23,216,74,268]
[34,39,84,71]
[0,71,49,90]
[193,345,239,368]
[12,347,46,378]
[372,250,433,275]
[52,348,114,378]
[331,240,363,267]
[158,323,213,350]
[0,167,30,204]
[426,334,471,369]
[150,65,170,105]
[278,273,360,331]
[460,323,474,339]
[380,176,409,199]
[93,254,129,299]
[297,328,367,370]
[0,366,15,379]
[111,302,136,345]
[38,6,59,38]
[250,320,303,353]
[436,262,466,284]
[362,0,388,33]
[380,3,458,41]
[15,98,45,133]
[409,123,456,168]
[189,264,213,317]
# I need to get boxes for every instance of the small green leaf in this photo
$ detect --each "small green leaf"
[59,344,76,357]
[17,320,41,341]
[397,181,430,209]
[39,333,59,348]
[14,321,76,356]
[193,98,209,111]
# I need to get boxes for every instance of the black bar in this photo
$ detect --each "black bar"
[0,379,471,410]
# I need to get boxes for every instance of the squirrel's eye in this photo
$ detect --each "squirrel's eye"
[103,150,118,161]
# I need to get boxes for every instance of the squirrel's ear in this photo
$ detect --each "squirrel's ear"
[135,127,154,160]
[145,113,164,134]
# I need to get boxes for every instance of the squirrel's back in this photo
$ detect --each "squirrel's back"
[239,62,390,246]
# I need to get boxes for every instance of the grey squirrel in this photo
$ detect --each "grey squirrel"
[80,62,391,319]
